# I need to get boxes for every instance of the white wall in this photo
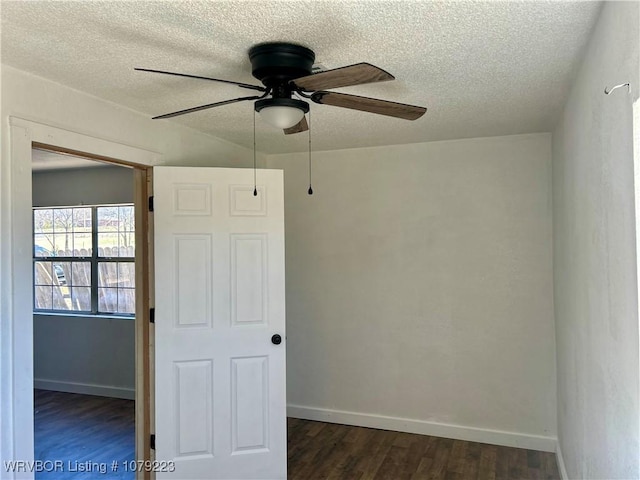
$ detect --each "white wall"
[551,2,640,479]
[32,166,136,399]
[33,315,135,399]
[268,133,557,450]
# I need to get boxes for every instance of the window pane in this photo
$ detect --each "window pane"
[53,234,72,256]
[98,262,118,287]
[98,233,120,257]
[97,287,136,315]
[97,207,119,231]
[72,233,92,256]
[52,284,70,310]
[71,287,91,311]
[34,286,52,309]
[53,208,73,231]
[98,287,118,313]
[34,236,54,257]
[98,262,135,314]
[118,242,135,258]
[118,206,135,256]
[98,262,135,288]
[34,262,53,285]
[71,262,91,287]
[97,206,135,257]
[53,262,70,286]
[34,261,90,312]
[34,209,53,234]
[118,262,136,288]
[119,288,136,314]
[119,206,135,230]
[72,208,92,232]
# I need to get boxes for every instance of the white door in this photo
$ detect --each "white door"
[154,167,286,480]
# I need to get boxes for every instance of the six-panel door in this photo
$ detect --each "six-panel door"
[154,167,286,480]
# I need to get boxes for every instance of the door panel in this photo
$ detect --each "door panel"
[154,167,286,480]
[231,355,269,453]
[175,360,213,457]
[174,235,212,328]
[231,234,268,325]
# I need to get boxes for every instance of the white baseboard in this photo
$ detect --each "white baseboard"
[34,378,135,400]
[556,442,568,480]
[287,404,557,453]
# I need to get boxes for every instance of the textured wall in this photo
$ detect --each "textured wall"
[552,2,640,478]
[268,133,556,442]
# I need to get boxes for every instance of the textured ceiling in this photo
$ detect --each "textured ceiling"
[2,1,601,154]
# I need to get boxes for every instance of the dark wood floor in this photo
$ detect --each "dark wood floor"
[288,418,560,480]
[34,389,135,479]
[35,390,559,479]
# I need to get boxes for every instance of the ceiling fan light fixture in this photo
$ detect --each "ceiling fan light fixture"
[255,98,309,129]
[140,42,426,128]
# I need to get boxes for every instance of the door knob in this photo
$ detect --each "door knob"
[271,334,282,345]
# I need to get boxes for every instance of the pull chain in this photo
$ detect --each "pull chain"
[253,108,258,196]
[307,110,313,195]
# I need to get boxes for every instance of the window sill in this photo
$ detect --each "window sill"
[33,311,135,321]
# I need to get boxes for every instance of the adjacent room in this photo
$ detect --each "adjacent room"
[31,150,136,479]
[1,2,638,480]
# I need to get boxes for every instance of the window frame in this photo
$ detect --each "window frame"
[32,203,135,317]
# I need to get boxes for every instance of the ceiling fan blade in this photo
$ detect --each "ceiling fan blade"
[152,95,261,120]
[283,116,309,135]
[291,63,394,91]
[311,91,426,120]
[135,68,266,92]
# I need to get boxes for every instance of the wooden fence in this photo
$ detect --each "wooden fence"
[34,251,135,314]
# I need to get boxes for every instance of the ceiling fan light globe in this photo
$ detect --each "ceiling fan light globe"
[255,97,309,130]
[259,106,306,129]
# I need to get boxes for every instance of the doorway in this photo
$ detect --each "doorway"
[30,147,148,478]
[31,143,153,480]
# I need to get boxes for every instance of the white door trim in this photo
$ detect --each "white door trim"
[0,116,160,479]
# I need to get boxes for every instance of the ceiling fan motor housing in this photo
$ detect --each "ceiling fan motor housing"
[249,42,315,91]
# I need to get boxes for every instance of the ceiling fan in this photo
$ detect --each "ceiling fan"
[135,42,427,134]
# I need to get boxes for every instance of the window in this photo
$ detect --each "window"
[33,204,135,316]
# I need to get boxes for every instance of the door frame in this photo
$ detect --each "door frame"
[1,117,159,479]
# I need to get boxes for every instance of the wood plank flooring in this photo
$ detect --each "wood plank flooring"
[287,418,560,480]
[34,389,135,479]
[34,390,560,479]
